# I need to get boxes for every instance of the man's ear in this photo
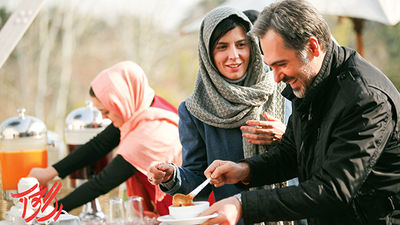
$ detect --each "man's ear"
[308,36,321,57]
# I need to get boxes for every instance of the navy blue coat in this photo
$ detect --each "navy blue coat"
[162,101,248,199]
[161,101,248,224]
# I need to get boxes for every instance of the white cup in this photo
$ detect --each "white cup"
[168,201,209,219]
[18,177,40,194]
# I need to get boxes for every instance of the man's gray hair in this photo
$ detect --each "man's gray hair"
[252,0,331,57]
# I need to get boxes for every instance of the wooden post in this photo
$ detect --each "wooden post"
[352,18,365,57]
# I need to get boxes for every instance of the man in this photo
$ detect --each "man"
[200,0,400,225]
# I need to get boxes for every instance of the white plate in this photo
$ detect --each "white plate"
[158,213,218,225]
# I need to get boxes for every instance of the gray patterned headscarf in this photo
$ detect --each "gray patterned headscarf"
[186,7,286,159]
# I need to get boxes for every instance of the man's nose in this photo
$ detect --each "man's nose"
[273,70,284,83]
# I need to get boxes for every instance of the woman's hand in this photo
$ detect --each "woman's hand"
[146,162,175,185]
[28,166,58,186]
[241,112,286,145]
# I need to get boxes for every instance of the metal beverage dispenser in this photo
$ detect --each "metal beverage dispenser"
[64,100,111,221]
[0,108,47,199]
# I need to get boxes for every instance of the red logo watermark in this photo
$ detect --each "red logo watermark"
[10,181,63,223]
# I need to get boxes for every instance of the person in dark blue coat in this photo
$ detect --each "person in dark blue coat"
[147,7,289,225]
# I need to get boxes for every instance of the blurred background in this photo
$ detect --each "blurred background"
[1,0,399,136]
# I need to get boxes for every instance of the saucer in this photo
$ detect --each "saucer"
[158,213,218,225]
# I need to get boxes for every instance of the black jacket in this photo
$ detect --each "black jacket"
[241,42,400,225]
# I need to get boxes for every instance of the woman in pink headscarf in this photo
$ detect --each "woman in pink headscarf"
[29,61,182,216]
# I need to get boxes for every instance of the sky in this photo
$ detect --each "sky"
[0,0,202,31]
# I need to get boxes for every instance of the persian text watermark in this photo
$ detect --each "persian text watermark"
[11,181,63,223]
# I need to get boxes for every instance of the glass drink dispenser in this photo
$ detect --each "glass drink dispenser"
[0,108,47,199]
[65,100,111,221]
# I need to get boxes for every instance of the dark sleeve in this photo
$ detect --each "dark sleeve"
[53,124,120,178]
[242,91,395,224]
[59,155,137,211]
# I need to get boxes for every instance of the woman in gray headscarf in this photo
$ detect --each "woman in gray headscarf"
[147,7,287,225]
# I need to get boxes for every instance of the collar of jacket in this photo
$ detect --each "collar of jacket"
[282,40,353,114]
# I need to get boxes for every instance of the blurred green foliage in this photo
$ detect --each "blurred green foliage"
[0,7,10,28]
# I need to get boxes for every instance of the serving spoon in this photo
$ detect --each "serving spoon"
[172,177,212,206]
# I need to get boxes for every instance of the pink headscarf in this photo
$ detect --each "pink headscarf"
[91,61,182,202]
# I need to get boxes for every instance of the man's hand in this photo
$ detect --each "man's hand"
[200,196,242,225]
[241,112,286,145]
[146,162,174,185]
[204,160,250,187]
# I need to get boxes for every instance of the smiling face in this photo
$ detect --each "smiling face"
[212,26,250,80]
[260,29,322,98]
[91,96,124,128]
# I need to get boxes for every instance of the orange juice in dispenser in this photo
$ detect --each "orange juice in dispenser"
[0,108,47,198]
